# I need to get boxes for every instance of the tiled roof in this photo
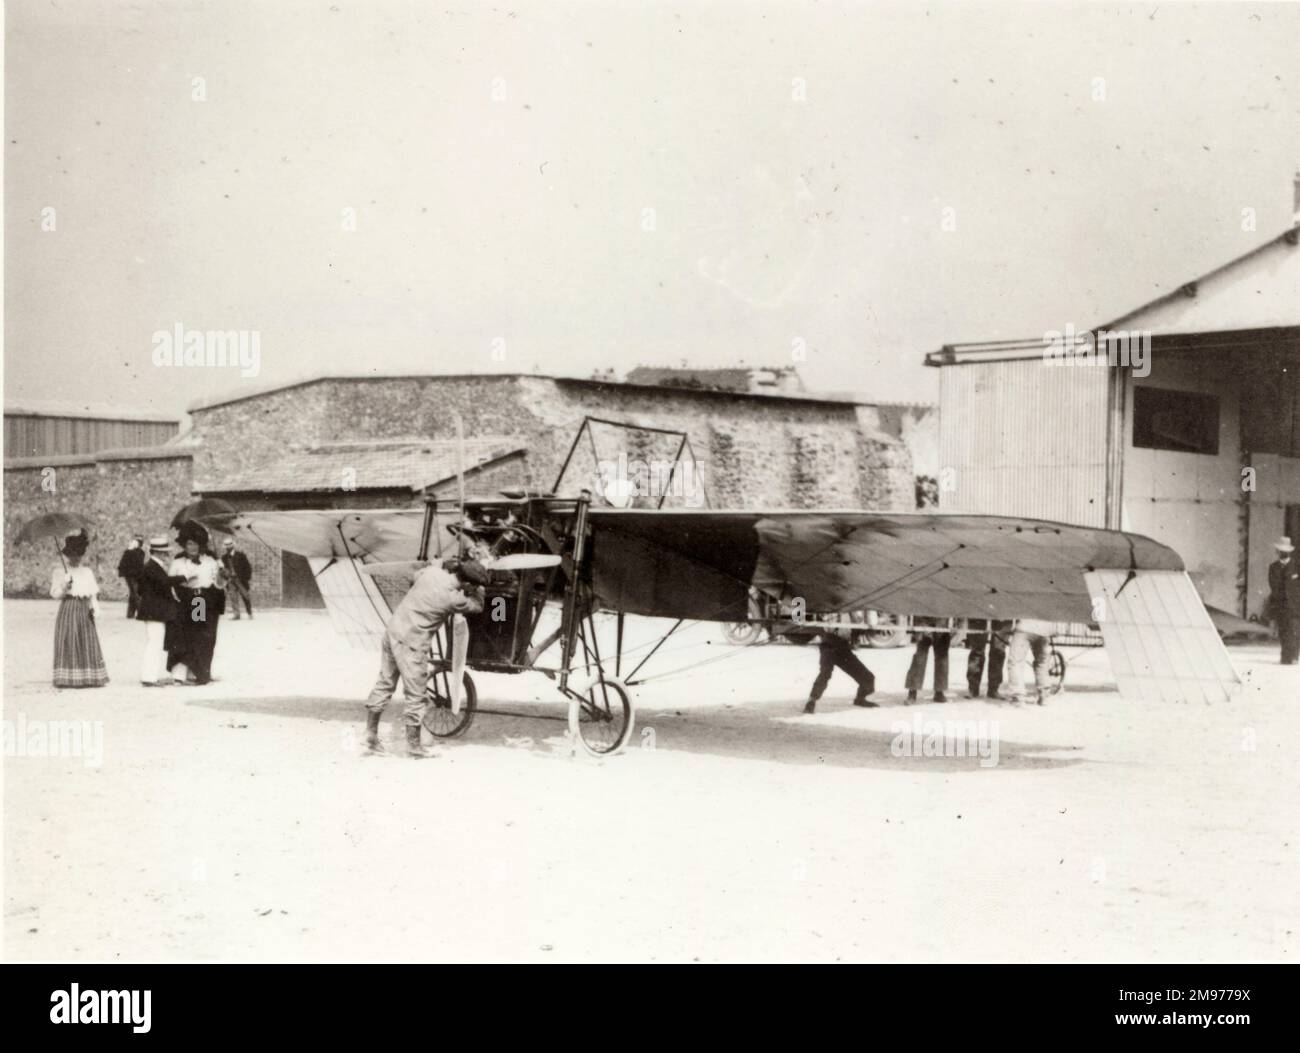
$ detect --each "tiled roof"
[196,437,523,494]
[5,443,198,471]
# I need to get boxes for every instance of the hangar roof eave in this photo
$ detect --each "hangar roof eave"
[926,223,1300,367]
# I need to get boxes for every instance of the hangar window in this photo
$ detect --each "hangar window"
[1132,386,1219,455]
[1240,351,1300,457]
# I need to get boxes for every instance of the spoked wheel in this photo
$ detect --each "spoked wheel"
[422,670,478,738]
[1044,648,1066,700]
[569,677,634,757]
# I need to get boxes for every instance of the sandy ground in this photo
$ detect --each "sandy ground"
[3,598,1298,963]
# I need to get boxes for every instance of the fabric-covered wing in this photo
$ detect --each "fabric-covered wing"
[225,508,431,562]
[589,510,1184,625]
[751,513,1182,623]
[225,508,453,651]
[589,511,761,620]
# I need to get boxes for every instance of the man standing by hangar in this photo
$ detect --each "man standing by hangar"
[1268,537,1299,665]
[365,557,490,757]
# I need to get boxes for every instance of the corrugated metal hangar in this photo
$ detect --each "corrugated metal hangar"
[3,400,181,458]
[926,220,1300,619]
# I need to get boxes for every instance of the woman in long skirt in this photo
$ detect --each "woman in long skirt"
[168,522,224,685]
[49,531,109,688]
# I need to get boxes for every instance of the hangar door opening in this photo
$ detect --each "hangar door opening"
[277,501,327,609]
[281,553,326,609]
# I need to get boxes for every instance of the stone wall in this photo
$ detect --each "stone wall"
[8,374,913,604]
[857,431,916,510]
[519,376,913,509]
[186,375,916,513]
[349,375,899,509]
[4,449,194,600]
[188,382,333,489]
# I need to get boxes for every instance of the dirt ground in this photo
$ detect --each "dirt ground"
[3,598,1298,963]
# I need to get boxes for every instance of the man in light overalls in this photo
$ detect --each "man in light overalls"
[365,558,489,756]
[1007,618,1056,706]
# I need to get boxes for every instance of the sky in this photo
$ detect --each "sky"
[5,0,1300,417]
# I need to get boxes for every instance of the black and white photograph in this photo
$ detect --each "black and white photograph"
[2,0,1298,997]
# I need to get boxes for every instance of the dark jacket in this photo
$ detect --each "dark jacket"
[117,546,145,580]
[222,550,252,587]
[1268,559,1300,619]
[136,557,182,622]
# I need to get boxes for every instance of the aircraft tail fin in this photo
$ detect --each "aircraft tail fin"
[308,556,391,651]
[1084,569,1241,704]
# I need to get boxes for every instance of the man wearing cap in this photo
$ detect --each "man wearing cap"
[1267,537,1299,665]
[136,535,183,685]
[117,534,146,619]
[365,557,489,757]
[220,538,254,620]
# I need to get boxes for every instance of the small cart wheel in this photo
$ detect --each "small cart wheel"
[723,621,763,646]
[570,677,634,757]
[1044,648,1066,700]
[423,671,478,738]
[866,626,910,649]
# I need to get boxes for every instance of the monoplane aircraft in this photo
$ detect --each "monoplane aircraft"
[216,483,1241,756]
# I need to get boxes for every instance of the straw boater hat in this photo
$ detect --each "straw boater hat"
[1276,536,1295,555]
[148,535,171,553]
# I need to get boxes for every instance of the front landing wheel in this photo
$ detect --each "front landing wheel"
[423,671,478,738]
[569,677,634,757]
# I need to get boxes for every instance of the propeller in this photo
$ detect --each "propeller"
[490,553,562,571]
[359,553,561,579]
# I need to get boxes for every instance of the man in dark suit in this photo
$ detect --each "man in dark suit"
[136,535,182,685]
[1267,536,1299,665]
[221,538,254,619]
[117,534,146,618]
